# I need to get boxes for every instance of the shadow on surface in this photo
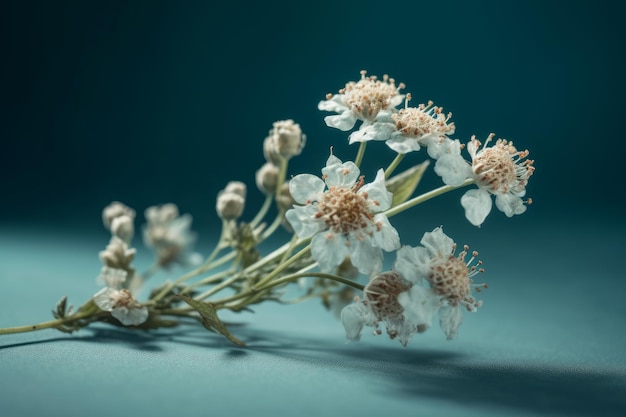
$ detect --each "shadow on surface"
[2,323,624,417]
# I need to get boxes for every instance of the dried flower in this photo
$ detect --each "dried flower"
[348,95,455,155]
[99,237,136,273]
[93,287,148,326]
[394,227,487,339]
[143,204,201,268]
[319,70,405,131]
[255,162,280,195]
[461,134,535,226]
[285,154,400,275]
[263,119,306,162]
[102,202,136,230]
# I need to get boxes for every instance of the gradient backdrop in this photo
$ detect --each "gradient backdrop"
[1,1,625,417]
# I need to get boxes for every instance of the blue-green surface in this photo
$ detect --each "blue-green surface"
[1,217,625,417]
[1,1,625,416]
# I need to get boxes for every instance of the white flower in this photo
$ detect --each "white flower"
[318,70,405,131]
[460,134,535,226]
[143,204,202,268]
[94,287,148,326]
[393,227,487,340]
[348,96,456,155]
[285,155,400,275]
[340,271,440,347]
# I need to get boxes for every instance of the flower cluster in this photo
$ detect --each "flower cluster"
[1,70,535,350]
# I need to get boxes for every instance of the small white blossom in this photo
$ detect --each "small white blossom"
[285,154,400,275]
[318,70,405,131]
[393,227,487,340]
[460,134,535,226]
[340,271,440,347]
[348,96,456,155]
[94,287,148,326]
[110,214,134,243]
[143,204,202,268]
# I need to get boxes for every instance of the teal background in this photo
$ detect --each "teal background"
[1,1,625,417]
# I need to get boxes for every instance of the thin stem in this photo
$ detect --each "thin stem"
[384,153,405,178]
[214,272,364,308]
[250,194,273,228]
[178,267,237,296]
[254,243,311,288]
[385,178,475,218]
[354,141,367,167]
[0,309,98,336]
[260,209,286,241]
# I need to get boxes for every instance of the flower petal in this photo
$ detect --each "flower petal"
[439,304,463,340]
[421,227,455,258]
[495,193,527,217]
[461,189,493,227]
[112,305,149,326]
[289,174,325,204]
[398,286,441,330]
[385,134,421,154]
[434,154,471,187]
[93,288,115,311]
[285,205,326,239]
[324,112,357,131]
[311,231,349,273]
[348,122,396,144]
[341,302,375,342]
[348,237,383,275]
[318,95,348,113]
[322,159,360,188]
[372,214,400,252]
[393,245,430,283]
[361,169,392,211]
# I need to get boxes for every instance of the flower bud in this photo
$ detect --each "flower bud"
[276,182,294,212]
[224,181,247,199]
[216,191,245,221]
[102,201,135,230]
[255,162,279,195]
[145,203,179,225]
[263,119,306,162]
[110,215,134,243]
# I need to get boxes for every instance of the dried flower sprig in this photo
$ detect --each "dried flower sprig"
[0,71,534,348]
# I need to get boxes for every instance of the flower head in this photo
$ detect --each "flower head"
[348,95,456,155]
[461,134,535,226]
[341,271,440,346]
[319,70,405,131]
[285,154,400,275]
[94,286,148,326]
[143,204,202,268]
[394,227,487,339]
[216,182,246,221]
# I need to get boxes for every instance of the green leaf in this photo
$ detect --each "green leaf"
[385,160,430,207]
[177,294,246,347]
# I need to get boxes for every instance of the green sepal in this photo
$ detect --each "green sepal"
[177,294,246,347]
[385,160,430,207]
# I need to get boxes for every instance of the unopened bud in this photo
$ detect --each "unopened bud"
[216,191,245,221]
[276,182,295,212]
[256,162,279,194]
[145,203,179,225]
[224,181,247,198]
[102,202,135,230]
[110,215,134,243]
[263,119,306,162]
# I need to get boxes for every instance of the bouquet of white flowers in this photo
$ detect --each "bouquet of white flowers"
[0,70,534,347]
